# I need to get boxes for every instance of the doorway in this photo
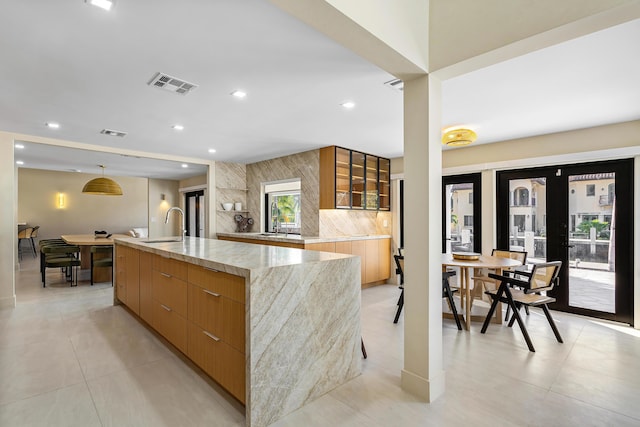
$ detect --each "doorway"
[442,173,482,254]
[185,190,205,237]
[497,159,634,325]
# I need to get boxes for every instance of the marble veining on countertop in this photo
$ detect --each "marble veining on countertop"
[216,232,391,244]
[114,236,355,279]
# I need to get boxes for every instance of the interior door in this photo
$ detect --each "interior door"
[185,190,205,237]
[497,159,633,325]
[442,173,482,254]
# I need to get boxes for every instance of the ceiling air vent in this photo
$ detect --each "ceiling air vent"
[100,129,127,137]
[384,78,404,92]
[148,72,198,95]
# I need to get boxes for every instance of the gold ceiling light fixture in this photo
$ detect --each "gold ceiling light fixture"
[82,165,123,195]
[442,128,478,147]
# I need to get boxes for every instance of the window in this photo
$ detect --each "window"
[468,192,473,204]
[264,180,301,235]
[464,215,473,227]
[514,215,526,232]
[586,184,595,196]
[608,183,615,204]
[513,187,529,206]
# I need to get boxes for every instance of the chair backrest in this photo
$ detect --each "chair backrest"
[30,225,40,238]
[18,227,33,239]
[398,247,404,257]
[492,249,528,264]
[525,261,562,292]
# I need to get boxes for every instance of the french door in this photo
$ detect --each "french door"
[497,159,633,324]
[442,173,482,254]
[185,190,205,237]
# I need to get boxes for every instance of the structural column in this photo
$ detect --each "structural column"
[0,132,17,308]
[401,74,445,401]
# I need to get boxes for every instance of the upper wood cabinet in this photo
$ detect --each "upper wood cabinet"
[320,146,390,210]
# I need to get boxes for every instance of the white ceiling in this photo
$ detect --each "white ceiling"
[2,1,639,180]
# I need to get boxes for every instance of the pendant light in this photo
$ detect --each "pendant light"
[82,165,123,195]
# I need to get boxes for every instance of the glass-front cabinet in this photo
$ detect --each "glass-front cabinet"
[320,146,390,211]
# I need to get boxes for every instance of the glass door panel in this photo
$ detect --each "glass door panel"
[335,147,350,208]
[351,151,365,209]
[567,173,616,313]
[365,154,378,209]
[442,174,481,254]
[508,177,547,262]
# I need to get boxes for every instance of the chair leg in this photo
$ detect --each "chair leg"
[503,291,535,352]
[444,282,462,331]
[541,304,563,343]
[90,257,94,286]
[393,289,404,324]
[361,338,367,359]
[481,284,506,334]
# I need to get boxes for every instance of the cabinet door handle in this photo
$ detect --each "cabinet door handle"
[203,331,220,342]
[160,272,171,278]
[203,289,221,297]
[204,267,220,273]
[161,304,172,312]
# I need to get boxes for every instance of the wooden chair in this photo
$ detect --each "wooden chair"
[393,254,462,330]
[90,246,113,286]
[472,249,527,316]
[17,226,35,260]
[480,261,563,352]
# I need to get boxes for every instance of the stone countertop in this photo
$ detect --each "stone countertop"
[216,232,391,245]
[114,236,355,279]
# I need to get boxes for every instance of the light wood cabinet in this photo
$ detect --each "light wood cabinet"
[320,146,391,211]
[304,242,336,252]
[151,255,188,353]
[138,251,153,323]
[114,244,246,404]
[187,264,246,403]
[115,245,139,313]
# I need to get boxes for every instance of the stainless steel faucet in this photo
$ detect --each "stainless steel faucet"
[165,206,186,241]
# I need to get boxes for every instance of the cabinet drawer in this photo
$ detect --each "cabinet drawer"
[188,322,246,404]
[152,255,188,281]
[153,302,187,354]
[152,271,188,317]
[188,283,245,353]
[187,265,245,304]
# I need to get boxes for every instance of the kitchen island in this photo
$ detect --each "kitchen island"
[114,237,361,427]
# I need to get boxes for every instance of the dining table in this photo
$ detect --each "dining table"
[442,253,523,330]
[61,234,130,282]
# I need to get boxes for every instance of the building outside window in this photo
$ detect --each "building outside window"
[586,184,595,196]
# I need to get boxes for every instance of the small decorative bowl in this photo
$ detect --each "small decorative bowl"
[452,252,481,261]
[222,203,233,211]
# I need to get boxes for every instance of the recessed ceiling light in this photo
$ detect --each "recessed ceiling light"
[341,101,356,109]
[231,90,247,99]
[208,148,217,154]
[181,164,188,168]
[14,143,24,149]
[172,124,184,131]
[85,0,114,11]
[16,160,24,165]
[46,122,60,129]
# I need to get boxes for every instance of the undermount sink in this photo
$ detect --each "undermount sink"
[141,238,182,243]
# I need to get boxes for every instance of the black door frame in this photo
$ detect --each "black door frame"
[185,190,205,237]
[442,173,482,254]
[497,159,634,325]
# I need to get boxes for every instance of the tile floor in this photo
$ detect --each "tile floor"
[2,256,640,426]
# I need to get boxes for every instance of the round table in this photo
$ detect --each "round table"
[442,253,522,330]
